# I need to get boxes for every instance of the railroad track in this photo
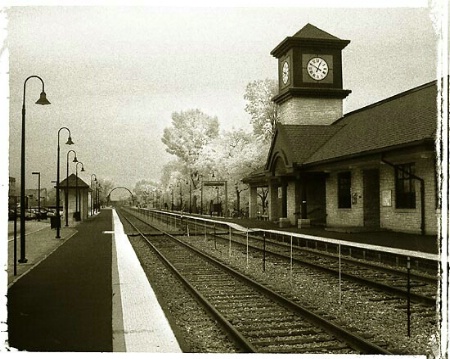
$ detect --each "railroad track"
[117,207,392,354]
[134,208,437,306]
[211,230,438,306]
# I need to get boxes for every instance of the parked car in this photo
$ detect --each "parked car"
[31,208,50,220]
[8,209,17,221]
[9,208,37,221]
[47,209,63,218]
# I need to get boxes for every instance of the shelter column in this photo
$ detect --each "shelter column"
[249,186,258,218]
[280,180,287,218]
[268,180,279,221]
[300,180,307,219]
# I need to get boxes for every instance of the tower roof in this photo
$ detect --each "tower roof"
[292,23,341,41]
[271,23,350,58]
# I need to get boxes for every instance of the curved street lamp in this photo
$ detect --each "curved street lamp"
[19,76,50,263]
[56,127,74,238]
[90,174,97,216]
[65,150,78,226]
[75,161,85,221]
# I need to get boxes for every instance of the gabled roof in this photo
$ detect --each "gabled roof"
[304,80,437,165]
[265,124,342,172]
[279,124,342,164]
[58,173,90,188]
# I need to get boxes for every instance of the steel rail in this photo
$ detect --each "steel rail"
[117,210,257,353]
[211,230,437,306]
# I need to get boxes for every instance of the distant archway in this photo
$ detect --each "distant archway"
[107,187,135,206]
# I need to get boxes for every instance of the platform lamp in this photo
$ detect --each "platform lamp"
[19,76,50,263]
[90,174,97,216]
[31,171,40,221]
[56,127,74,239]
[75,161,85,221]
[66,150,78,226]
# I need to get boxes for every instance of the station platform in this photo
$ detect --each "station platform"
[4,209,182,352]
[222,217,440,255]
[166,211,439,255]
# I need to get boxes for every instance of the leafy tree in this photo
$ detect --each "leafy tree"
[134,179,159,207]
[195,129,269,214]
[97,178,114,207]
[244,78,278,142]
[162,109,220,166]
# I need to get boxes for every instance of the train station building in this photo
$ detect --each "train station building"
[244,24,439,236]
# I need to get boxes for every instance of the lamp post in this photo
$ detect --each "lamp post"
[75,161,85,221]
[19,76,50,263]
[177,181,183,210]
[31,172,40,221]
[91,174,97,216]
[188,180,192,213]
[200,175,204,214]
[56,127,74,239]
[96,183,102,212]
[66,150,78,226]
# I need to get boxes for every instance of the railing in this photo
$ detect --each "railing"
[127,207,440,266]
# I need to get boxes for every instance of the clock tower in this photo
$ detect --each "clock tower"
[271,23,351,125]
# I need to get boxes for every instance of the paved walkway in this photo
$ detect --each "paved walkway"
[7,221,77,286]
[6,211,113,351]
[4,209,181,352]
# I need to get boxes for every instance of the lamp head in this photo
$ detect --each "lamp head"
[73,155,78,162]
[81,166,85,172]
[66,136,74,145]
[36,91,51,105]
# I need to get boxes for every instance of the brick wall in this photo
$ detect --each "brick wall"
[279,98,343,125]
[380,158,438,235]
[326,169,364,228]
[324,160,438,235]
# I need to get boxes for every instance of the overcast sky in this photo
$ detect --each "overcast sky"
[2,1,447,195]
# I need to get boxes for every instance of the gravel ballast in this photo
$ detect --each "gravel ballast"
[123,213,440,355]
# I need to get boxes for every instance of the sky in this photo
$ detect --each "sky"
[1,0,448,197]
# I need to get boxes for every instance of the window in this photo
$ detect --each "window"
[395,163,416,209]
[338,172,351,208]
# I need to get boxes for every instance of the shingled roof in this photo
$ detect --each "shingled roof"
[278,125,342,164]
[58,173,90,188]
[271,23,350,58]
[304,80,437,165]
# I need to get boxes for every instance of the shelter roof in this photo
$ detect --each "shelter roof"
[58,173,90,188]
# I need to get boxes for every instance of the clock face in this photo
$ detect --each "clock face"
[307,57,329,81]
[282,60,290,85]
